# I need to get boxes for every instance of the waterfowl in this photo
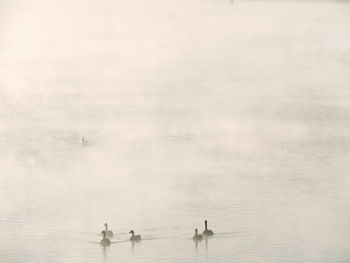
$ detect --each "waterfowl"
[82,136,89,146]
[202,220,214,236]
[100,231,111,246]
[193,228,203,241]
[129,230,141,241]
[101,223,113,238]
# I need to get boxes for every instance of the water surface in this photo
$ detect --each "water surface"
[1,0,350,262]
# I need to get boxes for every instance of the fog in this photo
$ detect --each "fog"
[1,0,350,262]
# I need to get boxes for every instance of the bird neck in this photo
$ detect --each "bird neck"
[205,221,208,231]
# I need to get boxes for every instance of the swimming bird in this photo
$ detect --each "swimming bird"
[193,228,203,241]
[129,230,141,241]
[101,223,113,238]
[202,220,214,236]
[82,136,89,146]
[100,231,111,246]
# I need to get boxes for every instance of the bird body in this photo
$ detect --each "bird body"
[81,136,89,146]
[193,228,203,241]
[202,220,214,236]
[101,223,114,238]
[129,230,141,241]
[100,231,111,246]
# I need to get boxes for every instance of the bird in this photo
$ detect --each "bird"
[101,223,113,238]
[129,230,141,241]
[100,230,111,246]
[81,136,89,146]
[193,228,203,241]
[202,220,214,236]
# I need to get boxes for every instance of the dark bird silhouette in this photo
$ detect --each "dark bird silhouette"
[101,223,113,238]
[202,220,214,236]
[100,231,111,246]
[129,230,141,241]
[193,228,203,241]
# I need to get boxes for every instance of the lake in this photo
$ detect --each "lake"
[1,0,350,262]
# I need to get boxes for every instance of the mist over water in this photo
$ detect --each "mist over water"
[1,0,350,262]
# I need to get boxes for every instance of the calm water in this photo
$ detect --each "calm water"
[1,0,350,262]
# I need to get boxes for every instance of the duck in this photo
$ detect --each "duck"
[202,220,214,236]
[101,223,114,238]
[81,136,89,146]
[100,230,111,246]
[129,230,141,241]
[193,228,203,241]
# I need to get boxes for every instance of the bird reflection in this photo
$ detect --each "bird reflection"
[101,245,107,257]
[205,236,209,259]
[194,238,199,255]
[130,238,142,253]
[130,239,135,253]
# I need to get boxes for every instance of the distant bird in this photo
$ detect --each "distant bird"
[193,228,203,241]
[81,136,89,146]
[101,223,113,238]
[129,230,141,241]
[100,231,111,246]
[202,220,214,236]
